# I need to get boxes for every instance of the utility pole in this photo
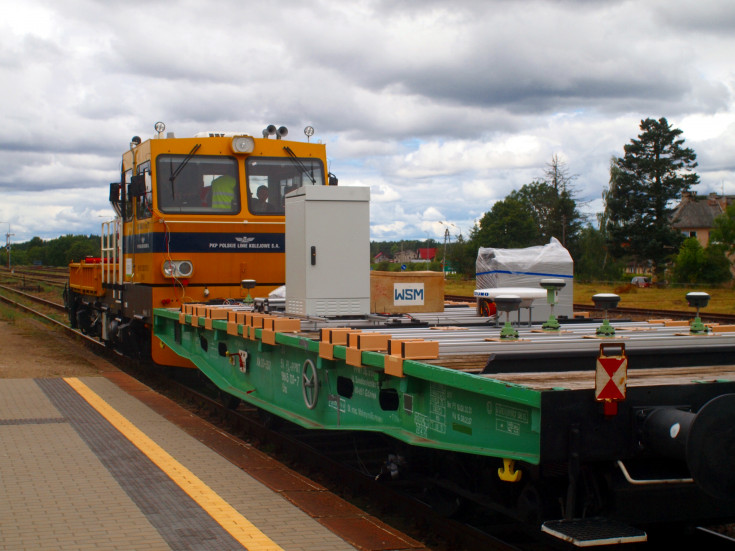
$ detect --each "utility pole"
[438,221,456,279]
[6,225,14,271]
[442,227,449,278]
[0,222,12,271]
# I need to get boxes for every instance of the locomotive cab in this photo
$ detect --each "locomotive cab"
[67,123,332,367]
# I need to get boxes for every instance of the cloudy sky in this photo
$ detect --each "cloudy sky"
[1,0,734,245]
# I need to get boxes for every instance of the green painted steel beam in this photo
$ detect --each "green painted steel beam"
[154,308,543,464]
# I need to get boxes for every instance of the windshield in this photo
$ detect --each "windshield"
[247,156,324,215]
[156,155,240,214]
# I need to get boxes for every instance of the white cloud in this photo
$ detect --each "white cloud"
[1,0,734,242]
[370,182,401,203]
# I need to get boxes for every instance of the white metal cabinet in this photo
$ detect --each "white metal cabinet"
[285,186,370,316]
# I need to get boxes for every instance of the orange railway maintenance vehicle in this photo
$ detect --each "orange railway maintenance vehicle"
[65,122,334,367]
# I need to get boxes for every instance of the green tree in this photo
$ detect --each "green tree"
[538,154,584,250]
[605,117,699,276]
[11,234,100,266]
[68,239,99,262]
[471,196,541,249]
[45,235,75,266]
[446,233,476,278]
[507,155,584,255]
[26,237,46,265]
[512,182,583,251]
[701,244,732,284]
[671,237,731,284]
[574,225,623,281]
[671,237,703,283]
[710,202,735,254]
[512,181,556,240]
[9,248,27,266]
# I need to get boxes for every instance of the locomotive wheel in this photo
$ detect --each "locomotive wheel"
[69,302,79,329]
[302,359,319,409]
[124,321,151,362]
[64,287,79,329]
[76,306,92,335]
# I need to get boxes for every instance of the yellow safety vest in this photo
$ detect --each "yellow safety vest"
[211,176,236,209]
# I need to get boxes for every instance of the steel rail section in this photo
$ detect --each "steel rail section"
[0,294,99,347]
[0,283,66,311]
[348,314,735,361]
[0,272,67,287]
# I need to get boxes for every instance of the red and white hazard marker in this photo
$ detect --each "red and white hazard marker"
[595,344,627,415]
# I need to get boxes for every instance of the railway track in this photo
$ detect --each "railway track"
[0,283,67,312]
[3,283,734,549]
[0,271,67,288]
[0,265,67,275]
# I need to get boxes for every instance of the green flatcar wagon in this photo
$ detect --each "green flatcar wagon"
[154,303,735,546]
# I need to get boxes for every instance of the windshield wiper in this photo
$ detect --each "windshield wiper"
[169,144,201,198]
[283,146,316,184]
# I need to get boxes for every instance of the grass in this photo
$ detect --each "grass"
[444,278,735,315]
[443,278,477,297]
[574,282,735,314]
[0,303,18,323]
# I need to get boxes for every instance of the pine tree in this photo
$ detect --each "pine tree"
[605,117,699,276]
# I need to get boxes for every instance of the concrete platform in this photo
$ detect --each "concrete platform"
[0,372,425,551]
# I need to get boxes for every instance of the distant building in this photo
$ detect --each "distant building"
[393,249,418,264]
[670,192,734,247]
[417,248,437,261]
[388,248,437,264]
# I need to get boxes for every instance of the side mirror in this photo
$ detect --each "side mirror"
[109,183,120,202]
[129,174,146,197]
[328,172,338,186]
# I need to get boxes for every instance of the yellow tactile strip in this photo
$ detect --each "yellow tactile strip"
[65,377,284,551]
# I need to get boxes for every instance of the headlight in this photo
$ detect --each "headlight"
[231,136,255,154]
[162,260,194,278]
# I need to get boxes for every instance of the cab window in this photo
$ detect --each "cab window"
[246,157,324,215]
[123,170,133,222]
[156,155,239,214]
[136,161,152,220]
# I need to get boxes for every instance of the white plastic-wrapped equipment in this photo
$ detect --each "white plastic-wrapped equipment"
[476,238,574,322]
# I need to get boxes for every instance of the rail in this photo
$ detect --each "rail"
[0,271,67,287]
[0,294,98,349]
[0,283,66,312]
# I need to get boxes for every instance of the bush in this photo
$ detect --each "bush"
[671,238,732,285]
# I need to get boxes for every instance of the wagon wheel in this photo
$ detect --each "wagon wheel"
[301,359,319,409]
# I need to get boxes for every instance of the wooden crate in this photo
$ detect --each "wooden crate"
[370,271,444,314]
